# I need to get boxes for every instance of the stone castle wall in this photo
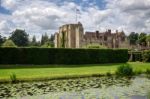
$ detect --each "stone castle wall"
[54,22,84,48]
[54,23,128,48]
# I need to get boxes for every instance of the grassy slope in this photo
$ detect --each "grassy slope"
[0,62,149,82]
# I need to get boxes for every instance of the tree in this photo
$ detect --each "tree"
[49,34,54,47]
[30,35,38,46]
[2,40,17,47]
[41,33,49,45]
[146,34,150,47]
[128,32,139,45]
[10,29,29,46]
[41,41,51,48]
[0,33,6,46]
[138,33,147,46]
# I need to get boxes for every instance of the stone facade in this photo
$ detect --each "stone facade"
[54,22,84,48]
[83,30,128,48]
[54,23,128,48]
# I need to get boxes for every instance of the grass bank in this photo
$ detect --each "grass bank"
[0,62,149,82]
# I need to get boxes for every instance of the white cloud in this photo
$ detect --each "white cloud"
[0,0,150,39]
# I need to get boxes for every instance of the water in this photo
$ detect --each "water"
[0,76,150,99]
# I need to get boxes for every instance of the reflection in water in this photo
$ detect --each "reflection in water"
[0,76,150,99]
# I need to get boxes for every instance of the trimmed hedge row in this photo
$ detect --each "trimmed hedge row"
[0,48,128,64]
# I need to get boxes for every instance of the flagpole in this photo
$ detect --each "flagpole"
[75,8,78,23]
[75,8,77,23]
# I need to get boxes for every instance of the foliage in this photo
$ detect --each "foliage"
[128,51,142,62]
[146,69,150,74]
[40,34,54,48]
[30,35,40,46]
[86,43,107,49]
[128,32,139,45]
[10,73,17,83]
[61,31,66,48]
[9,29,29,46]
[135,70,142,75]
[106,71,112,76]
[146,35,150,42]
[41,33,49,45]
[116,64,133,76]
[0,48,128,64]
[0,34,6,46]
[142,50,150,62]
[41,41,51,48]
[2,40,17,47]
[49,34,54,47]
[138,32,147,46]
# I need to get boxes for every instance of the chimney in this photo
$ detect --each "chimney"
[116,30,118,33]
[96,31,99,38]
[108,29,111,34]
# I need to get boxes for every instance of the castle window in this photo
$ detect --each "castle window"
[122,37,125,41]
[104,36,107,41]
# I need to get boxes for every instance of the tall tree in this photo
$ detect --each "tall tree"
[0,33,6,46]
[138,32,147,46]
[49,34,54,47]
[10,29,29,46]
[146,34,150,47]
[128,32,139,45]
[41,33,49,45]
[31,35,37,46]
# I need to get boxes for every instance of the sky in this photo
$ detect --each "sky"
[0,0,150,39]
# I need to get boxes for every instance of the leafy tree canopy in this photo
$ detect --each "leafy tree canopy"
[138,32,147,46]
[9,29,29,46]
[128,32,139,45]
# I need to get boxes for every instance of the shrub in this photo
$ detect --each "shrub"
[10,73,17,83]
[0,48,128,64]
[88,44,107,49]
[116,64,133,76]
[128,51,142,62]
[2,40,17,47]
[146,69,150,74]
[135,70,142,75]
[106,71,112,76]
[143,50,150,62]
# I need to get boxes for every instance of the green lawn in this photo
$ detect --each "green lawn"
[0,62,150,82]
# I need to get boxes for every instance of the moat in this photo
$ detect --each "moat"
[0,76,150,99]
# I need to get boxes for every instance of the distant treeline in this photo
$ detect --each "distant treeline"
[1,29,150,48]
[0,29,54,48]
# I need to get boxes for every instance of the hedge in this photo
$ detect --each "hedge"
[0,48,128,64]
[128,51,142,62]
[143,50,150,62]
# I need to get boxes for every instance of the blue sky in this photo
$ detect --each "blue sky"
[0,0,150,39]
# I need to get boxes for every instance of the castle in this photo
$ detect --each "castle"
[54,22,128,48]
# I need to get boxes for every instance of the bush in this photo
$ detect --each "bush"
[2,40,17,47]
[10,73,17,83]
[143,50,150,62]
[0,48,128,64]
[116,64,133,76]
[146,69,150,74]
[128,51,142,62]
[135,70,142,75]
[106,71,112,76]
[87,44,107,49]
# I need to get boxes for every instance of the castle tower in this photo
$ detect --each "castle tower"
[54,22,84,48]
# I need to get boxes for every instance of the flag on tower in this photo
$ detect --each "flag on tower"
[76,8,81,14]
